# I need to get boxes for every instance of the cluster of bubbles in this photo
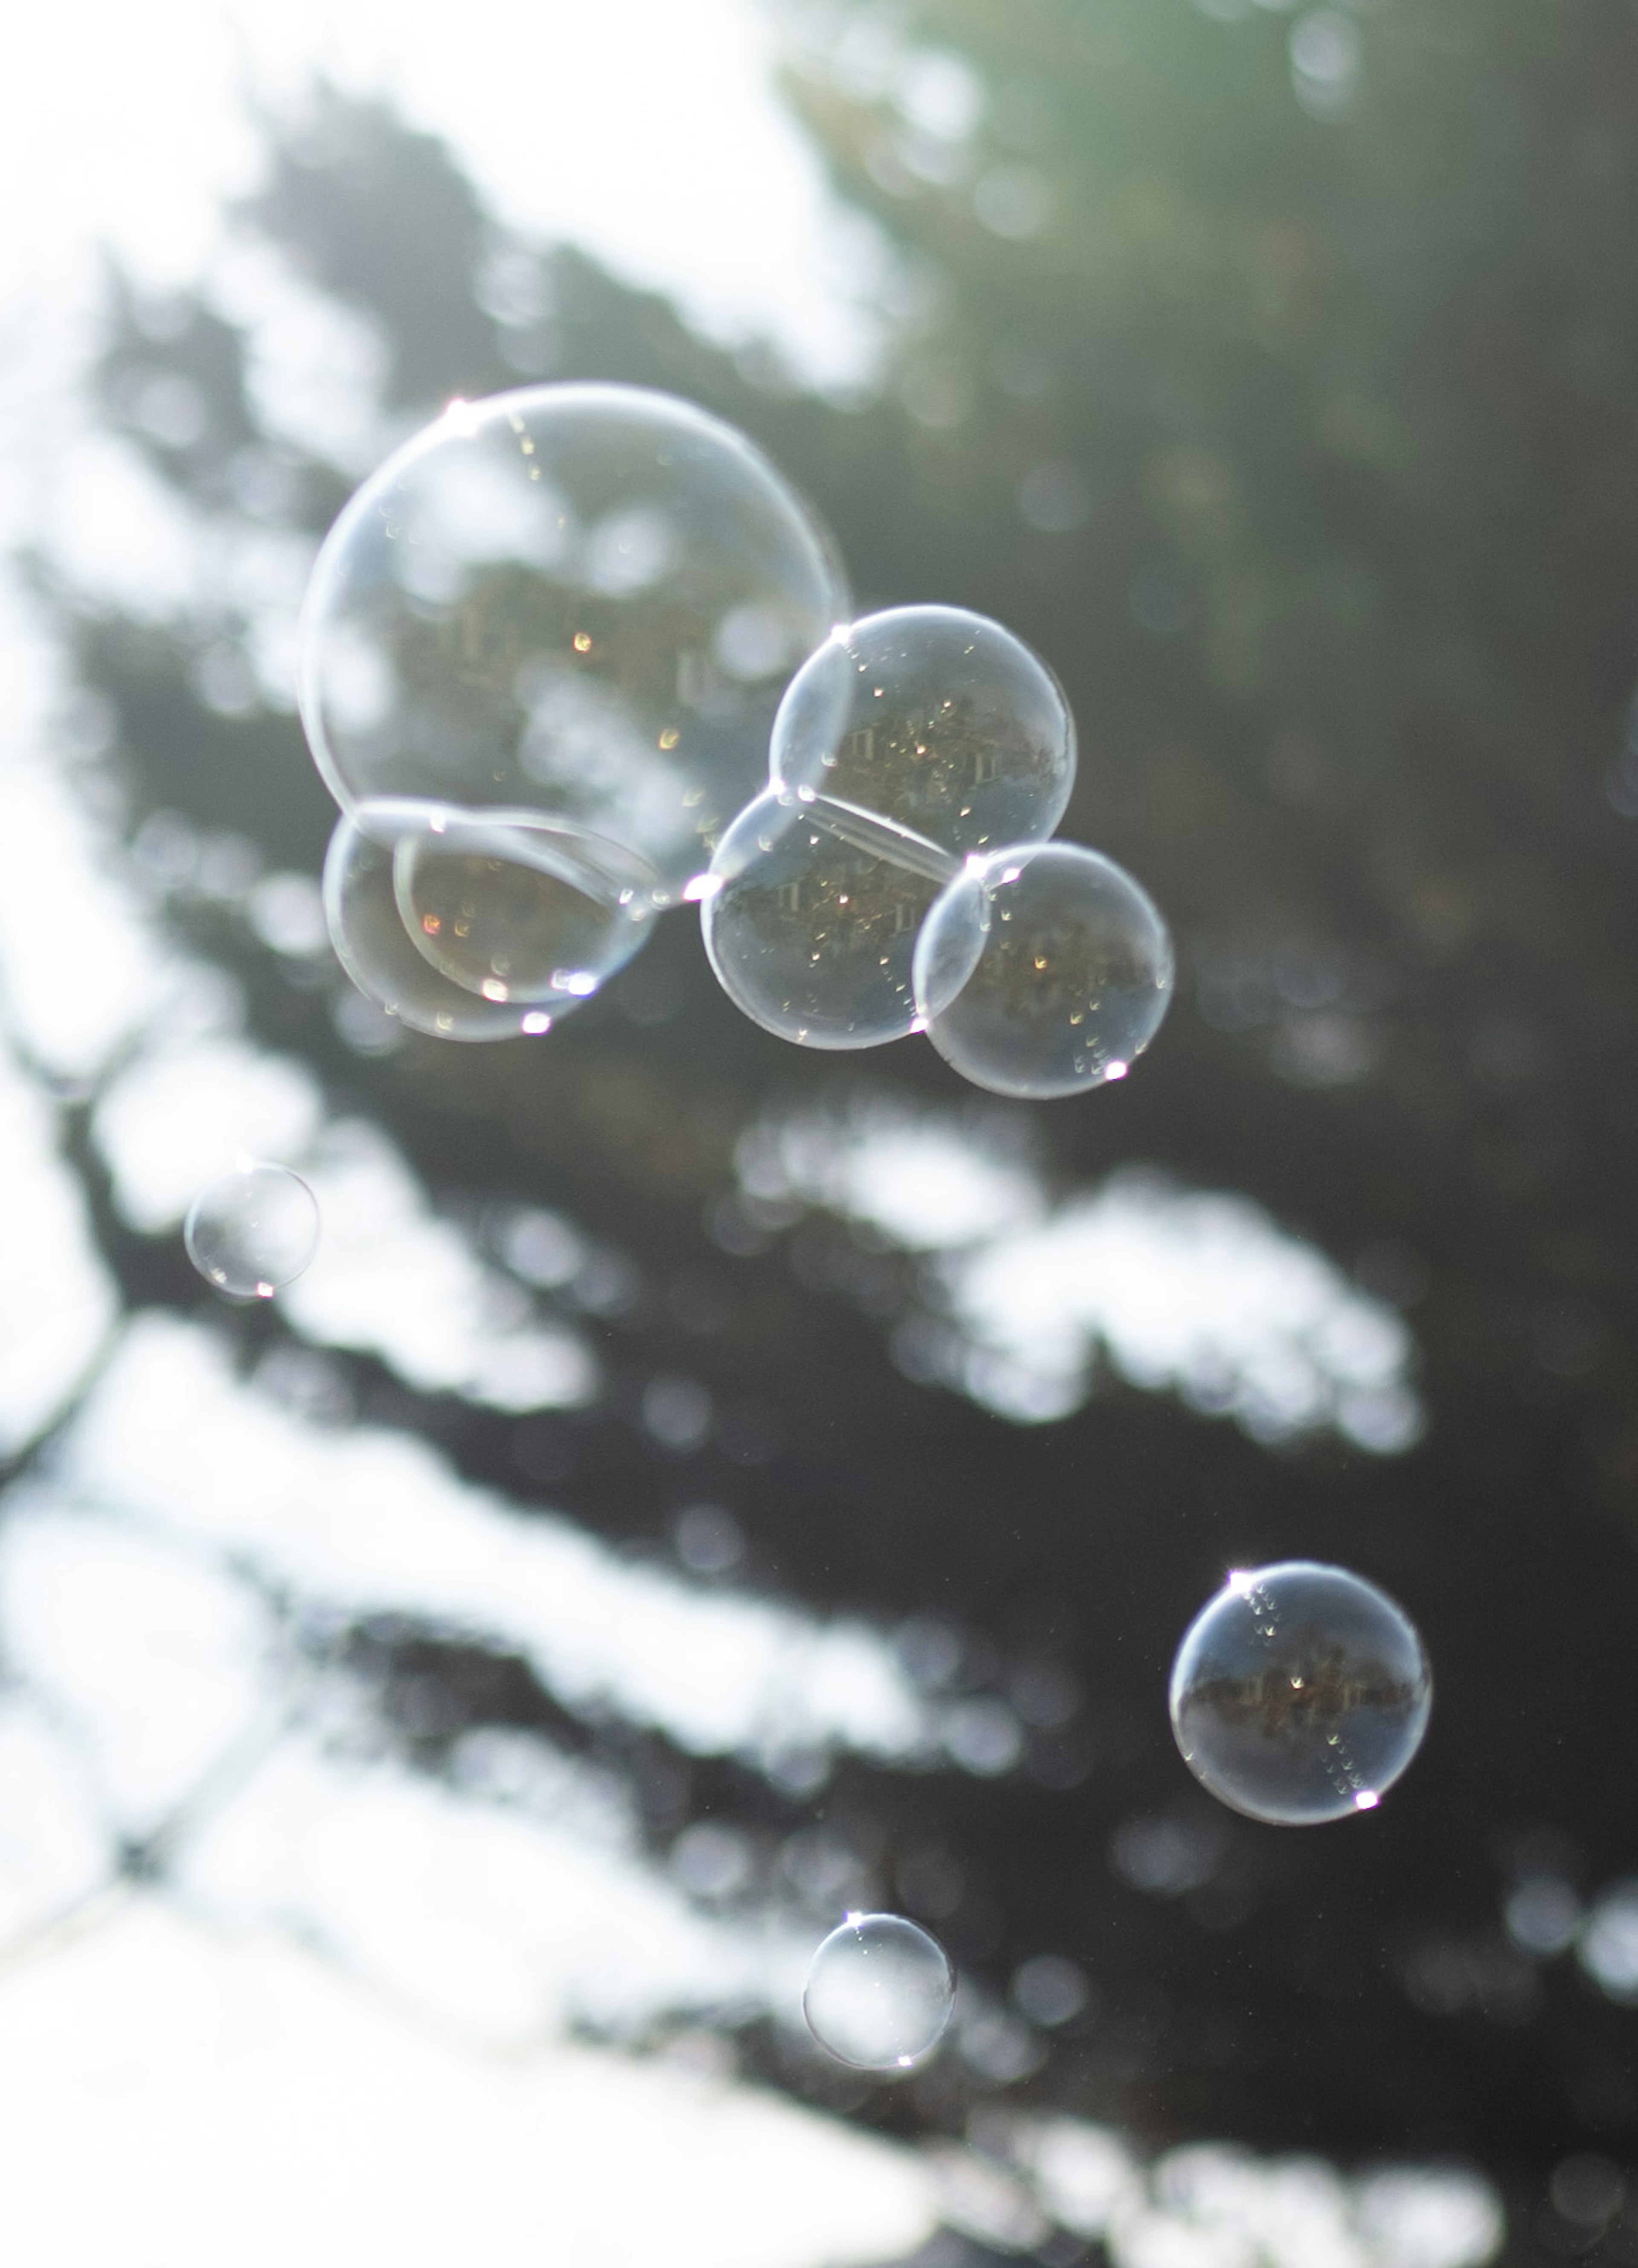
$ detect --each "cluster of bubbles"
[297,383,1173,1096]
[281,384,1426,2076]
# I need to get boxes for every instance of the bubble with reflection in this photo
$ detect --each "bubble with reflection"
[1169,1561,1432,1826]
[803,1912,955,2070]
[391,805,657,1006]
[323,804,558,1041]
[914,842,1173,1098]
[771,606,1076,855]
[701,788,955,1047]
[184,1163,319,1299]
[299,383,848,896]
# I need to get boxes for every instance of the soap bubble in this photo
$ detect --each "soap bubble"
[323,804,558,1041]
[391,805,657,1005]
[772,606,1075,857]
[701,787,956,1047]
[184,1163,319,1299]
[299,384,847,895]
[803,1912,955,2070]
[1169,1561,1432,1826]
[914,842,1173,1098]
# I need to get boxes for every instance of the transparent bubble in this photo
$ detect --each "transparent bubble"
[772,606,1075,857]
[323,803,557,1041]
[390,805,657,1005]
[1168,1562,1432,1826]
[802,1912,955,2070]
[914,842,1173,1098]
[701,787,955,1047]
[183,1163,319,1299]
[299,384,848,894]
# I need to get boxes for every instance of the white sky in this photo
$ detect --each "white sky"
[0,0,887,387]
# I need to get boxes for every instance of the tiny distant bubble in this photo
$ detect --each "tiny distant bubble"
[802,1911,955,2070]
[1168,1560,1432,1826]
[183,1163,319,1300]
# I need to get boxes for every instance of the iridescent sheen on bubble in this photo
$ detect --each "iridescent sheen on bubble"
[322,803,557,1042]
[299,384,848,895]
[914,842,1173,1098]
[184,1163,319,1300]
[802,1913,955,2071]
[391,806,657,1006]
[771,605,1075,856]
[702,787,956,1047]
[1169,1561,1432,1826]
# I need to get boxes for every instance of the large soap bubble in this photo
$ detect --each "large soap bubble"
[771,606,1075,854]
[299,384,848,898]
[701,787,955,1047]
[323,805,558,1041]
[803,1912,955,2070]
[914,842,1173,1098]
[184,1163,319,1299]
[1169,1562,1433,1826]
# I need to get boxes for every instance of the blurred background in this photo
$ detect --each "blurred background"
[1,0,1636,2260]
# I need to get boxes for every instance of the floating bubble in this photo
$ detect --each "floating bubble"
[184,1163,319,1299]
[390,805,657,1005]
[772,606,1075,856]
[701,787,956,1047]
[323,803,557,1041]
[802,1912,955,2070]
[914,842,1173,1098]
[1168,1561,1432,1826]
[299,384,848,894]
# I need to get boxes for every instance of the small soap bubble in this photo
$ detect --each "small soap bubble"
[390,806,657,1005]
[184,1163,319,1299]
[914,842,1173,1098]
[803,1912,955,2070]
[299,383,847,894]
[772,606,1075,857]
[322,804,558,1041]
[1168,1561,1432,1826]
[701,787,953,1047]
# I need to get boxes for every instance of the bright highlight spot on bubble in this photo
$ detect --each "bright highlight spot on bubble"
[802,1912,955,2071]
[913,842,1174,1099]
[183,1163,319,1301]
[1169,1560,1432,1826]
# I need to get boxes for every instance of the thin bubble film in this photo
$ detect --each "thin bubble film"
[183,1163,319,1300]
[802,1911,955,2070]
[322,803,556,1042]
[701,788,953,1048]
[914,842,1173,1098]
[299,384,848,894]
[771,606,1075,857]
[1169,1561,1432,1826]
[391,806,657,1006]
